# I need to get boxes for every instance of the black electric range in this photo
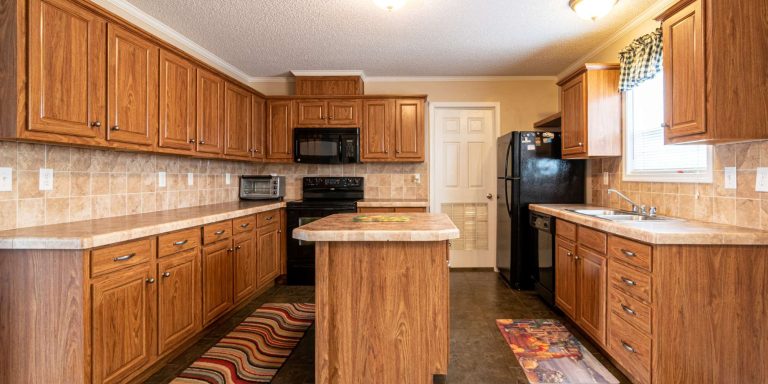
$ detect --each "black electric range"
[286,177,364,285]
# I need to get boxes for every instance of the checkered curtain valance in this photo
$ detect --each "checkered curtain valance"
[618,28,663,92]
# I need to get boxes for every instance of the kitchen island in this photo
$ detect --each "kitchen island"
[293,213,459,384]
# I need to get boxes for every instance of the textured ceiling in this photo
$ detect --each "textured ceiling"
[123,0,660,77]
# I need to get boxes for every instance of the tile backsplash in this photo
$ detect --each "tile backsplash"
[0,141,429,231]
[589,141,768,230]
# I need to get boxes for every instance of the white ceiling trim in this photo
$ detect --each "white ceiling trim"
[91,0,255,84]
[250,76,558,84]
[556,0,677,80]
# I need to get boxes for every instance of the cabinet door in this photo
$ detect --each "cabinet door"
[555,238,577,319]
[327,100,360,126]
[196,69,225,154]
[158,49,196,151]
[394,99,425,161]
[266,100,293,160]
[233,233,257,303]
[257,223,280,287]
[577,247,607,346]
[361,100,393,161]
[251,95,266,160]
[157,248,200,355]
[662,0,705,140]
[106,24,158,146]
[28,0,106,138]
[92,265,154,384]
[223,82,252,158]
[561,74,587,156]
[295,100,327,126]
[202,240,233,325]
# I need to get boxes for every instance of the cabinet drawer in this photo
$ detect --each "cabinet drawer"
[578,226,607,254]
[233,215,256,234]
[203,221,232,244]
[257,209,280,227]
[609,287,652,334]
[91,238,153,277]
[608,236,652,272]
[556,220,577,241]
[609,260,652,303]
[158,228,200,258]
[608,315,652,384]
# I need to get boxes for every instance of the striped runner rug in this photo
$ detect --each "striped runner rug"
[172,303,315,383]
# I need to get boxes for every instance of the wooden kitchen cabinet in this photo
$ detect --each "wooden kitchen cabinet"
[91,264,155,384]
[555,237,578,319]
[361,99,393,161]
[657,0,768,144]
[295,100,327,126]
[196,68,226,154]
[158,49,196,151]
[257,222,281,288]
[27,0,106,141]
[233,232,257,303]
[557,64,621,159]
[251,95,266,160]
[576,246,607,345]
[266,100,294,161]
[223,82,252,159]
[201,239,234,325]
[106,24,158,147]
[295,99,361,127]
[361,98,425,162]
[157,248,201,355]
[327,100,360,126]
[394,99,425,161]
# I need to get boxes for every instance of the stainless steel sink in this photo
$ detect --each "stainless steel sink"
[565,209,679,222]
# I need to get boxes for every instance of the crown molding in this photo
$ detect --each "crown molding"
[556,0,677,80]
[290,70,367,80]
[91,0,254,83]
[366,76,558,82]
[250,77,295,83]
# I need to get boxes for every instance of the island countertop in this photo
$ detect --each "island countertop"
[292,213,459,242]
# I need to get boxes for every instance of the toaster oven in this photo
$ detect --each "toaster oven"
[239,175,285,200]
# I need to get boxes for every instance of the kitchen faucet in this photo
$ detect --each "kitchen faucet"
[607,189,654,216]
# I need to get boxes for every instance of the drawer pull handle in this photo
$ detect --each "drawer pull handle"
[621,341,636,354]
[621,277,637,286]
[214,230,226,235]
[265,216,273,221]
[173,239,188,246]
[113,253,136,262]
[162,272,171,278]
[240,223,250,228]
[621,249,637,257]
[621,304,637,316]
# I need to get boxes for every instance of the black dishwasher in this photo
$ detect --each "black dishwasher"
[530,212,556,307]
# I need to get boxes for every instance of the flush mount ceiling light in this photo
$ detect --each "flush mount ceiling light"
[374,0,406,11]
[569,0,619,21]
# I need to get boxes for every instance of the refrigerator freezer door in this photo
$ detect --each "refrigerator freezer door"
[497,133,512,179]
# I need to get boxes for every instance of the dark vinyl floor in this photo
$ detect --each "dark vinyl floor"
[147,271,629,384]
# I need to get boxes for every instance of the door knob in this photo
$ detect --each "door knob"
[486,193,493,200]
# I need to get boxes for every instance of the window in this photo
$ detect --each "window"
[623,75,712,183]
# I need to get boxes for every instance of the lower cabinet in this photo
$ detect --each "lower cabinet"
[91,264,155,384]
[257,222,281,287]
[233,232,257,303]
[554,238,578,319]
[202,239,234,325]
[157,248,201,355]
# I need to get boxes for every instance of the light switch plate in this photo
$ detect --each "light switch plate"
[0,167,12,192]
[724,167,737,190]
[603,172,610,186]
[756,168,768,192]
[413,174,421,184]
[39,168,53,191]
[158,172,167,188]
[225,173,231,185]
[187,172,194,186]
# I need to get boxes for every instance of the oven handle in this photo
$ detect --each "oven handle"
[339,137,344,163]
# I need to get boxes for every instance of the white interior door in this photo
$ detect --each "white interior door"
[431,105,498,268]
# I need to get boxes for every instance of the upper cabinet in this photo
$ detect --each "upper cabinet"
[223,82,253,159]
[657,0,768,144]
[158,49,196,151]
[361,100,394,161]
[557,64,621,159]
[106,24,158,148]
[27,0,106,141]
[294,99,361,127]
[251,95,266,160]
[196,69,226,155]
[394,99,425,161]
[360,98,425,163]
[266,100,294,161]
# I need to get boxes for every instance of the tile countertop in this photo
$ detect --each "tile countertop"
[292,213,459,242]
[0,201,286,250]
[531,204,768,245]
[356,199,429,208]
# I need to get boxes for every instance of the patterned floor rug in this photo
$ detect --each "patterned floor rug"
[172,303,315,383]
[496,319,619,384]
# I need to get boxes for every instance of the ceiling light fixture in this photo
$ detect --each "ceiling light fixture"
[569,0,619,21]
[374,0,406,11]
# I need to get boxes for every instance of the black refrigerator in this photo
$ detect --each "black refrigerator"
[496,131,585,289]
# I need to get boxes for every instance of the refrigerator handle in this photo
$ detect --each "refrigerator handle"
[504,140,512,178]
[505,180,512,215]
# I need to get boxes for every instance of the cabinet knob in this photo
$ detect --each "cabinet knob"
[396,149,401,154]
[573,255,580,261]
[91,121,102,128]
[566,252,573,257]
[199,140,206,145]
[228,248,234,252]
[384,149,388,154]
[235,245,241,250]
[111,125,120,131]
[189,139,196,144]
[162,272,171,278]
[329,115,334,120]
[577,142,583,146]
[255,149,260,153]
[146,277,155,284]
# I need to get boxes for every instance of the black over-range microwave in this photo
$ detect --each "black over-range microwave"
[293,128,359,164]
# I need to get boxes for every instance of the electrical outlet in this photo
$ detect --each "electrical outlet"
[603,172,610,186]
[225,173,231,185]
[187,172,194,186]
[724,167,737,190]
[412,174,421,184]
[158,172,167,188]
[756,168,768,192]
[0,167,12,192]
[39,168,53,191]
